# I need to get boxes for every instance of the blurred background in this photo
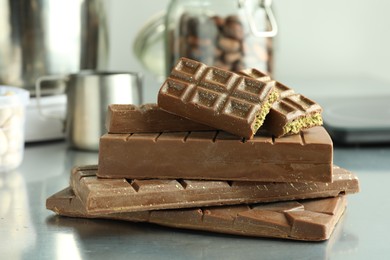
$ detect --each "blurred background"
[1,0,389,148]
[106,0,390,102]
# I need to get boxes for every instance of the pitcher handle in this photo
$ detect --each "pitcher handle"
[35,75,68,122]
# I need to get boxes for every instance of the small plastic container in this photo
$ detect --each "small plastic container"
[0,86,29,172]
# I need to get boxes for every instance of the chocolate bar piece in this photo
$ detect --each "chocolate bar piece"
[265,94,323,137]
[157,57,279,139]
[72,165,358,214]
[98,126,333,182]
[239,68,323,137]
[46,187,347,241]
[106,104,215,134]
[238,68,294,99]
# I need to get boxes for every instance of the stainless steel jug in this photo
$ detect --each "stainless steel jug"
[0,0,108,94]
[36,71,143,151]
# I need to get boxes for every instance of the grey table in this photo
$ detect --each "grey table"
[1,140,389,259]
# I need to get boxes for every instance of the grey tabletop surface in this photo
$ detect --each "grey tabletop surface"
[1,140,390,260]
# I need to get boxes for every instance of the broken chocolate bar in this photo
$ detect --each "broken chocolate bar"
[46,187,347,241]
[72,165,358,214]
[238,68,294,99]
[98,126,333,183]
[265,94,323,137]
[239,68,323,137]
[106,104,215,134]
[157,57,279,139]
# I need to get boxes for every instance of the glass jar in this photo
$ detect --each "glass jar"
[164,0,277,76]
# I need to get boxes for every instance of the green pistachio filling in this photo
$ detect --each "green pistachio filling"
[283,112,323,135]
[252,90,279,132]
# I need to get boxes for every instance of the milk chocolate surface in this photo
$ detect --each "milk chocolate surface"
[239,68,323,137]
[98,126,333,182]
[46,187,346,241]
[157,57,279,139]
[106,104,215,134]
[72,165,358,214]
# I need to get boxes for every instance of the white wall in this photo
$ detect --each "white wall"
[273,0,390,82]
[106,0,169,103]
[106,0,390,102]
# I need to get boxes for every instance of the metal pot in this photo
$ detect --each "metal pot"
[0,0,108,95]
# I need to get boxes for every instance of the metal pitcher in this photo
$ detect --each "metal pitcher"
[36,71,143,151]
[0,0,108,94]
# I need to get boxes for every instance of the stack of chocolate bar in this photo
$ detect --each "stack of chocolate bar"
[47,58,360,241]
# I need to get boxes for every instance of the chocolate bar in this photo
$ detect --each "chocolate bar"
[46,187,347,241]
[72,165,358,214]
[265,94,323,137]
[97,126,333,182]
[238,68,294,99]
[239,68,323,137]
[106,104,215,134]
[157,57,279,139]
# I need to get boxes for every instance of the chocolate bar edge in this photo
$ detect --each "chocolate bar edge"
[97,127,333,183]
[71,165,358,215]
[46,187,347,241]
[106,104,216,134]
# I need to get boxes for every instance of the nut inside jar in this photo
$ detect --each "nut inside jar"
[168,12,273,74]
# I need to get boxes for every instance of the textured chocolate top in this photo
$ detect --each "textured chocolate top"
[106,104,215,133]
[72,165,358,214]
[239,68,294,99]
[46,187,347,241]
[158,57,278,139]
[98,126,333,182]
[239,68,323,137]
